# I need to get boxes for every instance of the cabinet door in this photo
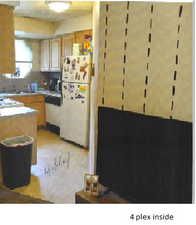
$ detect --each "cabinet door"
[10,95,46,127]
[50,38,61,71]
[11,95,45,104]
[40,40,50,71]
[62,34,74,57]
[74,30,92,45]
[26,102,46,126]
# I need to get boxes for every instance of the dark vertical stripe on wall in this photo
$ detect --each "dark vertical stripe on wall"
[148,33,151,42]
[174,71,177,80]
[170,4,183,118]
[122,2,130,110]
[102,4,109,105]
[143,4,154,114]
[179,5,183,17]
[177,40,179,48]
[143,103,146,113]
[150,18,152,28]
[177,24,181,33]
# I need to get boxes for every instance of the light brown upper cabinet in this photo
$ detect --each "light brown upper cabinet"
[0,5,15,74]
[40,38,61,72]
[61,30,92,58]
[74,30,92,45]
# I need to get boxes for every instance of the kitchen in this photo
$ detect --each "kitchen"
[0,0,94,203]
[0,0,193,206]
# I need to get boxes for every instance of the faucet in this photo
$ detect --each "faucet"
[12,84,16,92]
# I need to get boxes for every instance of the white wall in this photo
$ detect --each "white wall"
[14,13,92,39]
[88,2,100,174]
[55,13,92,35]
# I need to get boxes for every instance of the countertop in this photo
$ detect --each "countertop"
[0,90,61,98]
[0,98,24,109]
[0,92,40,98]
[0,106,37,119]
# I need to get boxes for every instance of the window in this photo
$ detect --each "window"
[5,39,33,78]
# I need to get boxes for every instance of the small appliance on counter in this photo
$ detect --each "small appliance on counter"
[49,78,57,92]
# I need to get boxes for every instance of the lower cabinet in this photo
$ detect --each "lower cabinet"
[45,103,61,127]
[10,95,46,127]
[25,102,46,126]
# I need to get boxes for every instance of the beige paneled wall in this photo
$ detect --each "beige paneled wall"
[98,2,192,122]
[55,13,92,35]
[104,3,127,109]
[15,16,55,35]
[125,2,150,114]
[31,39,41,71]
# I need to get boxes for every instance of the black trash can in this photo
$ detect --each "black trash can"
[0,136,33,189]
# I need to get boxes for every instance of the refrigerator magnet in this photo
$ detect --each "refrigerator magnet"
[66,57,70,64]
[75,94,84,99]
[79,86,86,92]
[71,59,76,70]
[83,72,87,80]
[80,63,88,72]
[68,84,74,93]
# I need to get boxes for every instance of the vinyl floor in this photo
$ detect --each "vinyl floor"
[10,129,88,203]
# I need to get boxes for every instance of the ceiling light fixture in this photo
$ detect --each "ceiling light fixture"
[46,1,71,13]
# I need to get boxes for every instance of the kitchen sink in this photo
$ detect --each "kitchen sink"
[14,91,36,94]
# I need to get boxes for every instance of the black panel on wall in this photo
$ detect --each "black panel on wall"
[96,107,192,203]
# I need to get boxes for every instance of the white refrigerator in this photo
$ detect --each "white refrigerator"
[60,55,91,148]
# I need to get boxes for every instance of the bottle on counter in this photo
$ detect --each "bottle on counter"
[31,83,38,92]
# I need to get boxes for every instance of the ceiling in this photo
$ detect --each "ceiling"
[13,0,93,22]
